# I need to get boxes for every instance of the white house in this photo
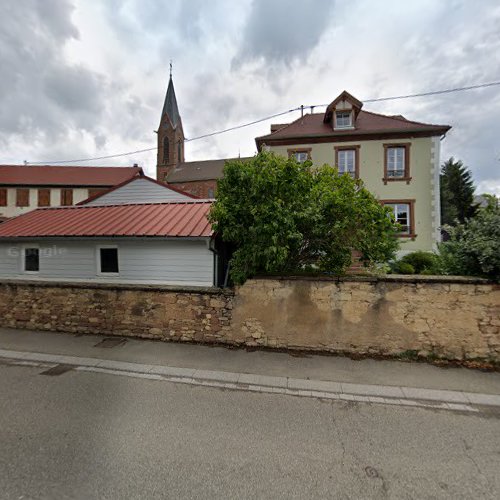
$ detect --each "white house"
[0,200,223,287]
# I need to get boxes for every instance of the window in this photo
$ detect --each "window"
[0,188,7,207]
[383,200,415,237]
[99,247,119,274]
[38,189,51,207]
[207,187,215,198]
[335,111,352,128]
[335,146,360,178]
[163,137,169,163]
[287,149,311,163]
[60,189,73,206]
[383,144,411,183]
[16,189,30,207]
[177,140,182,161]
[23,247,39,273]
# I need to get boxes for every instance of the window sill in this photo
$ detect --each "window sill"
[396,233,417,240]
[382,177,412,185]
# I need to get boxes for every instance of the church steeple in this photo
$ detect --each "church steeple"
[157,69,185,182]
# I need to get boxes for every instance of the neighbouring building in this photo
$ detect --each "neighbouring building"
[156,80,451,253]
[0,164,143,220]
[156,75,250,198]
[79,174,195,206]
[0,200,226,287]
[256,91,451,253]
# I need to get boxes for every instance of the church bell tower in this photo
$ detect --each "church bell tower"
[157,66,184,182]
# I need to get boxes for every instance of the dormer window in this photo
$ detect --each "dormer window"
[335,111,352,129]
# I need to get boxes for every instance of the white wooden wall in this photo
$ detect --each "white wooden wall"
[0,239,214,287]
[84,178,190,205]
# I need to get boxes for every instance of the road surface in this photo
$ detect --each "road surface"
[1,361,499,499]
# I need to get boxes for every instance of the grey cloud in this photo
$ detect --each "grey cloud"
[0,0,106,146]
[234,0,335,67]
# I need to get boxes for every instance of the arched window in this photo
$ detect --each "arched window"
[163,137,169,163]
[177,140,182,162]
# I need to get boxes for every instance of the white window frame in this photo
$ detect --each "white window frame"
[386,147,406,178]
[335,111,352,129]
[386,203,411,235]
[294,151,309,163]
[22,244,40,274]
[337,149,356,177]
[96,245,120,276]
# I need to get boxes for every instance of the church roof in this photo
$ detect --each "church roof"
[167,157,252,183]
[161,76,182,128]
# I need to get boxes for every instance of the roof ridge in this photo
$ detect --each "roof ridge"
[359,109,448,128]
[33,200,213,211]
[255,113,316,140]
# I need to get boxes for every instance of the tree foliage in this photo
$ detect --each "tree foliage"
[440,197,500,281]
[440,157,477,225]
[209,151,399,284]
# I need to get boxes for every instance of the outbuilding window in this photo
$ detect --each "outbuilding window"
[23,247,40,273]
[99,247,119,274]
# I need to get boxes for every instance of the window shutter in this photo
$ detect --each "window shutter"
[0,188,7,207]
[16,189,30,207]
[60,189,73,206]
[38,189,51,207]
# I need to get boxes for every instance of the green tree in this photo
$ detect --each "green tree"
[440,196,500,281]
[209,151,399,284]
[440,157,477,225]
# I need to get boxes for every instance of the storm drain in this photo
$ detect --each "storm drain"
[94,338,127,349]
[40,364,73,376]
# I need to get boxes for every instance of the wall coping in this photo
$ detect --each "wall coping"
[0,279,233,296]
[252,274,494,285]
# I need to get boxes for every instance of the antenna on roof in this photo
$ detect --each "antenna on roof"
[24,160,28,165]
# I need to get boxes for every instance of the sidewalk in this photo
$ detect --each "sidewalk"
[1,327,499,410]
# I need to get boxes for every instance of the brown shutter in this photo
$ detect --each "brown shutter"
[88,188,106,198]
[60,189,73,206]
[38,189,51,207]
[0,188,7,207]
[16,189,30,207]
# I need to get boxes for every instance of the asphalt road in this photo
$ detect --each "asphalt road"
[1,362,499,500]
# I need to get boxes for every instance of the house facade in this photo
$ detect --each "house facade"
[0,200,223,287]
[0,165,143,219]
[255,91,451,253]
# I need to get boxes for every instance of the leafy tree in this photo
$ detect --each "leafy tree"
[209,151,399,284]
[440,196,500,281]
[440,157,477,225]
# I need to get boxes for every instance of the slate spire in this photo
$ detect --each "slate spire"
[161,70,181,129]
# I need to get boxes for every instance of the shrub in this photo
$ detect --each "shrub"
[393,262,415,274]
[439,198,500,281]
[210,151,400,284]
[399,251,441,274]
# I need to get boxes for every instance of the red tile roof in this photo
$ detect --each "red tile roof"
[0,201,213,238]
[0,165,143,187]
[256,110,451,147]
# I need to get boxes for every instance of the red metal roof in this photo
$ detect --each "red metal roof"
[0,165,143,187]
[0,201,213,238]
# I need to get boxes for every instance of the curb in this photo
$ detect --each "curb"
[1,348,499,412]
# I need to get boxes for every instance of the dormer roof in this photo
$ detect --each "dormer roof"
[324,90,363,124]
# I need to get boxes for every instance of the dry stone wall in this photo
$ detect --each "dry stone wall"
[0,277,498,361]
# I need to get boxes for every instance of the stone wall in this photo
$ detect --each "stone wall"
[0,277,498,361]
[0,281,233,343]
[231,277,500,361]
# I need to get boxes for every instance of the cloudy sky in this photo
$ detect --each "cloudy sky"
[1,0,499,194]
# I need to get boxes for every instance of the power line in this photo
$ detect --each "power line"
[26,79,500,165]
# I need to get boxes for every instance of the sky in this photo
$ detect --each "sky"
[0,0,499,194]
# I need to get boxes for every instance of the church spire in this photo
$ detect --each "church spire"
[161,66,181,129]
[157,67,185,182]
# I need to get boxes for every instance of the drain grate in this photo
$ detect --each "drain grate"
[94,337,127,349]
[40,364,73,376]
